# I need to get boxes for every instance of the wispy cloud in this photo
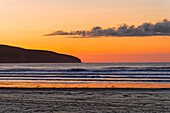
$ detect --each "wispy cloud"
[44,19,170,37]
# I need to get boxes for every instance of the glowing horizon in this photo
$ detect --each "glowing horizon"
[0,0,170,62]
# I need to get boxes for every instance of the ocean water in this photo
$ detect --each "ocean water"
[0,63,170,84]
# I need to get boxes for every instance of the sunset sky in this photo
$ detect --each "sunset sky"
[0,0,170,62]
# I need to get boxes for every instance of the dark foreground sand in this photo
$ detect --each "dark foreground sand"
[0,88,170,112]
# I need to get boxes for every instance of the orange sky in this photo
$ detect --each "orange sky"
[0,0,170,62]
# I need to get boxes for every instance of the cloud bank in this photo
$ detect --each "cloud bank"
[44,19,170,37]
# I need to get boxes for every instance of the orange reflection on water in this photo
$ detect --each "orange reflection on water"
[0,82,170,88]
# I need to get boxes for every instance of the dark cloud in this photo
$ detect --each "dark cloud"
[44,19,170,37]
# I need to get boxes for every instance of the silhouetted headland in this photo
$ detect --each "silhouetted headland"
[0,44,81,63]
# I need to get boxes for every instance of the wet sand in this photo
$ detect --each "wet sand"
[0,88,170,112]
[1,82,170,112]
[1,82,170,88]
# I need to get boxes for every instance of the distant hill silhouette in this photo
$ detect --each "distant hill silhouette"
[0,44,81,63]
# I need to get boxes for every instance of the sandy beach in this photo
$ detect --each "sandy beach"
[0,88,170,112]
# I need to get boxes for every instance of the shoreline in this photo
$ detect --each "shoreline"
[0,87,170,91]
[0,82,170,89]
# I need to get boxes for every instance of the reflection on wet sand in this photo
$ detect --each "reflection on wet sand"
[0,82,170,88]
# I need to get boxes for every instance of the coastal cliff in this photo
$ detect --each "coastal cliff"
[0,44,81,63]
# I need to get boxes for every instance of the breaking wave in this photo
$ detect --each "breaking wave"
[0,63,170,84]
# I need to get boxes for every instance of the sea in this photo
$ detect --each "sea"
[0,62,170,84]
